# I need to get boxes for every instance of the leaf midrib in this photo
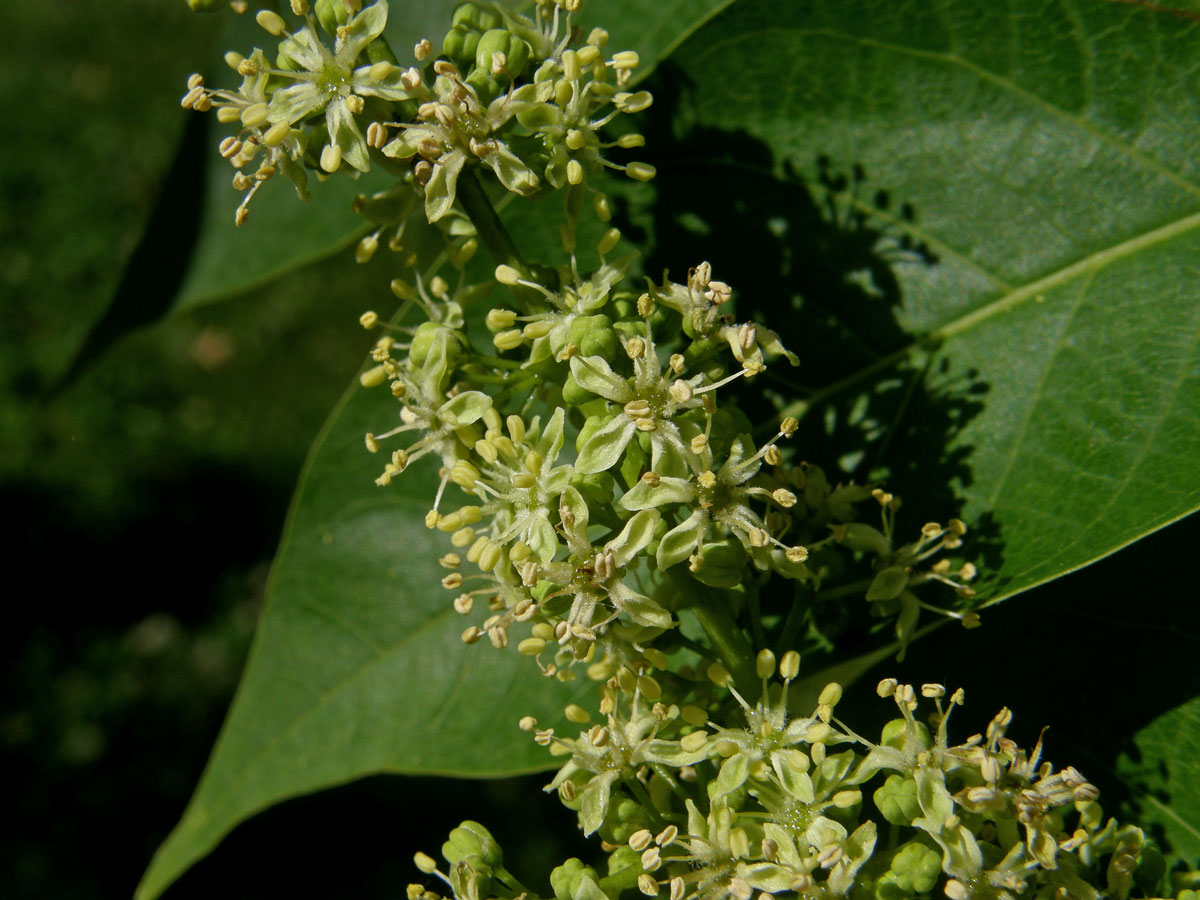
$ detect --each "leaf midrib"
[784,208,1200,416]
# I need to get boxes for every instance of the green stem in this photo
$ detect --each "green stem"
[456,166,560,301]
[775,587,807,655]
[598,862,644,898]
[670,571,756,696]
[456,166,525,271]
[746,582,766,649]
[622,775,665,830]
[811,578,873,604]
[493,866,527,895]
[648,762,694,805]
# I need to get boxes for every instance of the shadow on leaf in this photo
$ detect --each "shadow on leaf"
[614,61,1002,666]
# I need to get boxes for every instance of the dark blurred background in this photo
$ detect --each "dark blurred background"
[2,2,1196,899]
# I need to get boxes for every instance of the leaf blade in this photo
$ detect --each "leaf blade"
[134,373,592,900]
[645,0,1200,605]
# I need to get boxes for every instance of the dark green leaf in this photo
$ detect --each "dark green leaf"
[581,0,731,76]
[638,0,1200,606]
[134,373,594,900]
[1116,695,1200,864]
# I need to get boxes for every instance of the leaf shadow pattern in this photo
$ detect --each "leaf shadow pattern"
[613,61,1002,655]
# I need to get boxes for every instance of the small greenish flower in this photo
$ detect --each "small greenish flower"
[485,255,634,366]
[545,682,708,836]
[533,486,669,646]
[456,406,575,564]
[266,1,413,173]
[569,337,709,476]
[381,62,540,221]
[183,2,413,221]
[620,426,808,576]
[650,263,798,370]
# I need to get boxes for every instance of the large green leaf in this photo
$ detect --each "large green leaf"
[634,0,1200,604]
[134,371,595,900]
[1116,695,1200,866]
[140,0,1200,895]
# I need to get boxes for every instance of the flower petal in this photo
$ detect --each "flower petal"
[575,415,636,475]
[326,97,370,171]
[425,150,466,221]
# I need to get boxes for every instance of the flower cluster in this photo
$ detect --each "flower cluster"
[183,5,1186,900]
[413,670,1166,900]
[360,244,977,677]
[183,0,413,223]
[183,0,653,232]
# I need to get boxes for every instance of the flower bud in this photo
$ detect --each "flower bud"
[443,821,503,868]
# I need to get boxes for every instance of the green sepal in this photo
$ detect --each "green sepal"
[835,522,891,556]
[425,149,467,222]
[689,539,747,588]
[536,407,567,464]
[615,593,672,630]
[866,566,908,602]
[608,509,659,566]
[576,414,636,476]
[439,390,492,426]
[738,863,797,894]
[826,821,877,896]
[640,738,708,767]
[482,141,540,196]
[620,475,694,510]
[657,509,705,569]
[714,753,749,798]
[569,355,626,402]
[515,102,562,130]
[773,753,815,804]
[618,436,647,491]
[580,770,621,835]
[573,875,611,900]
[528,514,559,564]
[762,823,803,869]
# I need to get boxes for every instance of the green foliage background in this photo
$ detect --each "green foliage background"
[3,1,1199,899]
